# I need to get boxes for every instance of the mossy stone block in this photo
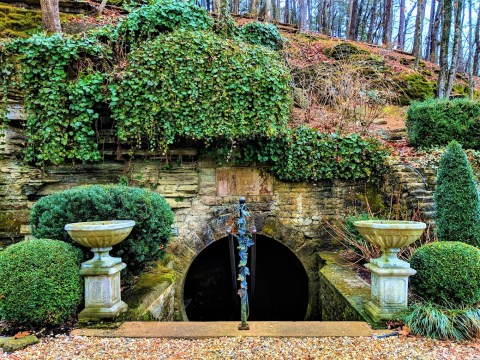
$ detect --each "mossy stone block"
[0,335,38,352]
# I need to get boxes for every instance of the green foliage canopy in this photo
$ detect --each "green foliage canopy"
[0,239,83,326]
[434,141,480,247]
[111,29,292,150]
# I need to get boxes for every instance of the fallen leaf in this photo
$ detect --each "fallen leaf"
[13,331,31,339]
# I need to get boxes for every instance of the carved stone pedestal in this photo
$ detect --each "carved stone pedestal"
[79,262,128,321]
[364,262,416,322]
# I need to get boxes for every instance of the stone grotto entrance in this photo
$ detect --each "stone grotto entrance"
[183,235,309,321]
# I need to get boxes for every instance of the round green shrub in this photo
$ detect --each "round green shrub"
[410,241,480,305]
[239,22,284,51]
[0,239,83,326]
[116,0,213,44]
[434,141,480,247]
[30,185,174,275]
[111,30,292,150]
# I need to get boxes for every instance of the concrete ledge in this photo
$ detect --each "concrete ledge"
[318,252,377,326]
[72,321,376,338]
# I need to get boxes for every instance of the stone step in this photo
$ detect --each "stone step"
[72,321,380,338]
[422,211,436,219]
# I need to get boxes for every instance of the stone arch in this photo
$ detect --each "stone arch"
[171,213,320,320]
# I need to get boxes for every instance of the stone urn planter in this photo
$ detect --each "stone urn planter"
[354,220,426,322]
[65,220,135,321]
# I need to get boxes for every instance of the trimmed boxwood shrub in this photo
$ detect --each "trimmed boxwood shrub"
[406,98,480,149]
[238,22,284,51]
[434,141,480,246]
[410,242,480,306]
[30,185,174,275]
[0,239,82,326]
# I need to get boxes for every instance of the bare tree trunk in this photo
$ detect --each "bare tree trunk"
[437,0,452,98]
[367,0,379,43]
[323,0,332,35]
[249,0,259,15]
[446,0,464,98]
[284,0,290,23]
[413,0,426,67]
[214,0,221,13]
[40,0,61,32]
[299,0,307,30]
[382,0,393,47]
[430,0,443,64]
[397,0,406,49]
[353,0,366,39]
[232,0,239,13]
[425,0,436,59]
[347,0,359,40]
[473,1,480,75]
[264,0,273,20]
[467,0,474,99]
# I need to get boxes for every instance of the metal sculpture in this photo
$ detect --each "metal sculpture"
[227,197,256,330]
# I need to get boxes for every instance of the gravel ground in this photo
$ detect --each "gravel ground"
[1,335,480,360]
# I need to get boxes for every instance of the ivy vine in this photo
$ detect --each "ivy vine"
[0,0,387,182]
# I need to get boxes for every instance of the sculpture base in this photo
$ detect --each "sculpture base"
[79,262,128,322]
[79,301,128,322]
[365,262,416,322]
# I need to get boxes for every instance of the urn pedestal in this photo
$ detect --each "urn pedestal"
[354,220,426,322]
[64,220,135,321]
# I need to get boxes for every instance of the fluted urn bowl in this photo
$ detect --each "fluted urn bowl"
[65,220,135,268]
[354,220,426,268]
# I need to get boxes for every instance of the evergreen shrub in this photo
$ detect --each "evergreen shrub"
[239,22,283,51]
[434,141,480,246]
[410,241,480,306]
[0,239,83,326]
[406,99,480,149]
[30,185,174,275]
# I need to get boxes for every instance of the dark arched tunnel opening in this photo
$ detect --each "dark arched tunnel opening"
[183,235,309,321]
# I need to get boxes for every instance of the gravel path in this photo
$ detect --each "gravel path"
[1,335,480,359]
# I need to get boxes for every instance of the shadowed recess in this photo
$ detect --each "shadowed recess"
[183,235,309,321]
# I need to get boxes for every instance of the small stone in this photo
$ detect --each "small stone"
[0,335,38,352]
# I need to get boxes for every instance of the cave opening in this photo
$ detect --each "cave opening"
[183,235,309,321]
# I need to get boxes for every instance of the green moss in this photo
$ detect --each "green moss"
[0,210,29,233]
[397,73,435,105]
[0,4,71,38]
[122,259,175,310]
[324,43,367,60]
